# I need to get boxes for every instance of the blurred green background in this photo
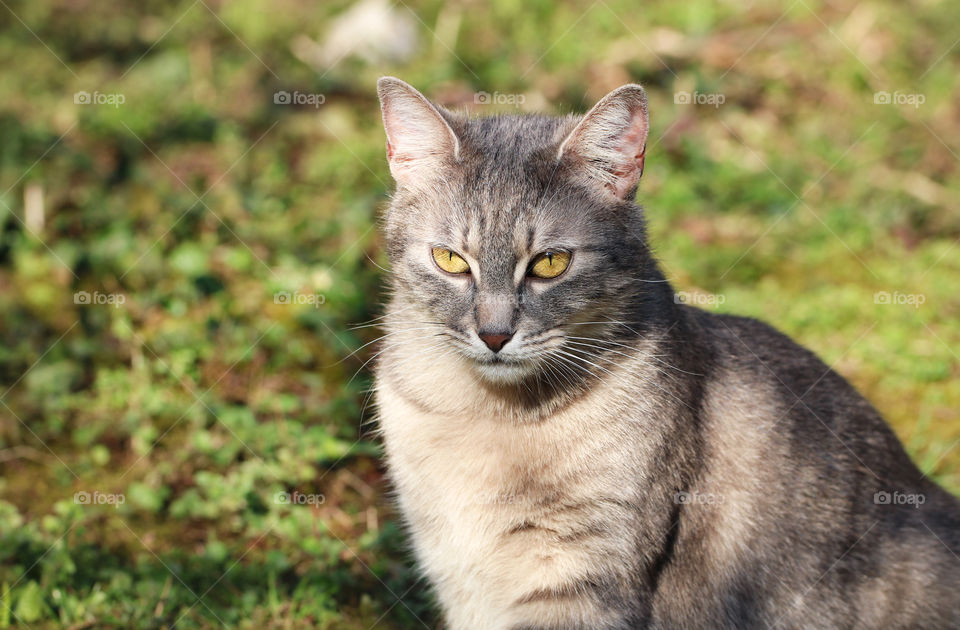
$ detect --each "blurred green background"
[0,0,958,627]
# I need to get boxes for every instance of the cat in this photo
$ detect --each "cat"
[372,76,960,630]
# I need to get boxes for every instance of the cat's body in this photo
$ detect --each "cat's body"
[373,78,960,629]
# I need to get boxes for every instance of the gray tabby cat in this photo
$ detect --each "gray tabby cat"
[372,77,960,630]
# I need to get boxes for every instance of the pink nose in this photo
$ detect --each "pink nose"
[479,332,513,352]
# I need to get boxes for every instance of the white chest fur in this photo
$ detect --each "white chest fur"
[376,354,658,629]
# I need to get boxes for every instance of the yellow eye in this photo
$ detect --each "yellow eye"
[432,247,470,274]
[529,250,571,279]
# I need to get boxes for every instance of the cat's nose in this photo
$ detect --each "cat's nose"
[478,331,513,353]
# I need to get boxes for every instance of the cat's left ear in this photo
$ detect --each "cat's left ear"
[377,77,460,188]
[558,84,649,200]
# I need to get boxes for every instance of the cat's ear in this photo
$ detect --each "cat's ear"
[558,84,649,200]
[377,77,460,188]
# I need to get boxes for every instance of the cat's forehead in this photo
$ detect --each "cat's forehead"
[446,113,584,227]
[440,180,593,259]
[452,113,577,161]
[394,111,601,255]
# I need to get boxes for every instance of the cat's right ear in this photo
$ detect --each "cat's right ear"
[377,77,460,188]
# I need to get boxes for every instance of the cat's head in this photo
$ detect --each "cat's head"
[377,78,664,384]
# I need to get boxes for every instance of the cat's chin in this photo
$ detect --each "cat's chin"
[471,359,538,384]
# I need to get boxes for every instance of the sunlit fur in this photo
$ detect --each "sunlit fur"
[373,78,960,630]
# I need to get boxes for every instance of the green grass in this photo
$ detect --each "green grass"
[1,0,958,627]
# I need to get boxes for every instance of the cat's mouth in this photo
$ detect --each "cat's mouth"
[454,330,569,383]
[461,347,540,382]
[475,352,528,368]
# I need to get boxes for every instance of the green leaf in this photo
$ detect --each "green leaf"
[13,581,44,623]
[1,581,10,628]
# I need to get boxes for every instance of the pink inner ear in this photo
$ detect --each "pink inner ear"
[605,121,647,197]
[611,149,645,177]
[616,120,648,165]
[560,88,649,199]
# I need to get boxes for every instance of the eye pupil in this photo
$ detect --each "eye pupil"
[432,247,470,274]
[528,250,570,279]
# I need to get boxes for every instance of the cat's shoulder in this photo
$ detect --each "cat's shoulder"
[686,307,827,372]
[681,306,866,413]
